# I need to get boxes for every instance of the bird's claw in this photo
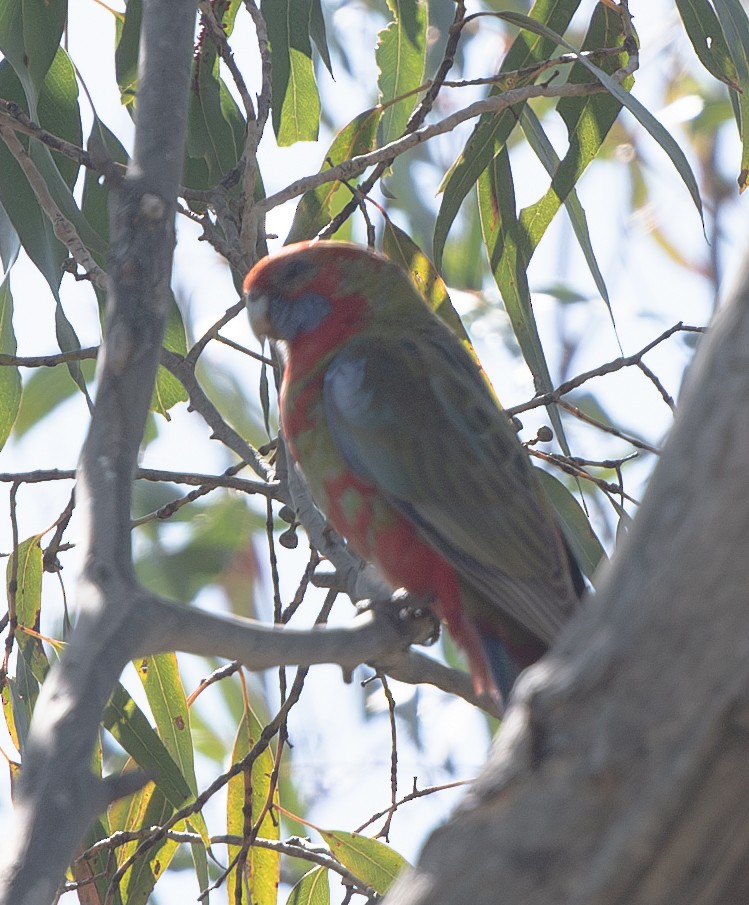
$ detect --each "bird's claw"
[360,592,441,647]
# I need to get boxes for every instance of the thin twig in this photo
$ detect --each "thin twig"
[506,323,704,416]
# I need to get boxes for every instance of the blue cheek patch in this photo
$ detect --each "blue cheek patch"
[271,292,331,340]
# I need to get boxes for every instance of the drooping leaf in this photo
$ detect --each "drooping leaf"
[0,276,22,451]
[0,201,21,272]
[286,107,382,243]
[496,10,705,220]
[109,777,179,905]
[103,682,196,811]
[381,219,470,343]
[136,652,210,890]
[319,830,410,895]
[478,148,571,453]
[517,3,628,326]
[533,467,606,580]
[0,0,68,104]
[114,0,142,110]
[0,52,104,299]
[287,866,330,905]
[433,0,583,269]
[8,535,47,684]
[675,0,739,88]
[151,296,188,417]
[186,46,243,185]
[376,0,427,146]
[309,0,333,76]
[82,116,129,247]
[226,703,280,905]
[262,0,320,145]
[36,45,82,189]
[712,0,749,190]
[519,107,612,324]
[55,299,93,409]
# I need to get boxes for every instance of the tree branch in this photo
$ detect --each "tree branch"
[0,3,198,902]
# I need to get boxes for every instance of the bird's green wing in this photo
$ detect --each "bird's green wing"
[323,324,579,643]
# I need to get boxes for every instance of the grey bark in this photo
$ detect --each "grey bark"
[0,3,197,902]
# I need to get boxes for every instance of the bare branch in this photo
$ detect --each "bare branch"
[258,81,605,215]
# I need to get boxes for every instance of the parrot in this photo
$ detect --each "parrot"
[243,240,585,702]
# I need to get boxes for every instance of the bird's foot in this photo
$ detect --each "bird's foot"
[359,591,441,647]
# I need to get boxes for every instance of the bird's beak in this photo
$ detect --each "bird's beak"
[246,290,271,340]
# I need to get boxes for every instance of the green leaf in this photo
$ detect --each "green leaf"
[287,866,330,905]
[186,46,243,184]
[2,664,35,756]
[675,0,739,88]
[477,148,570,454]
[0,276,21,451]
[533,468,606,580]
[0,53,105,298]
[0,0,67,104]
[712,0,749,190]
[8,535,45,667]
[0,201,21,272]
[36,43,82,189]
[115,0,142,110]
[381,220,470,343]
[74,817,124,905]
[55,299,93,409]
[0,59,67,293]
[516,3,627,327]
[309,0,333,76]
[262,0,320,145]
[497,9,704,220]
[319,830,410,895]
[82,116,129,247]
[151,296,188,417]
[109,779,179,905]
[519,107,612,324]
[103,683,196,811]
[136,652,210,890]
[433,0,583,269]
[227,704,280,905]
[286,107,382,243]
[376,0,427,146]
[135,653,197,795]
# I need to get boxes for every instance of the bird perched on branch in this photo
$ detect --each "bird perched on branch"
[244,240,584,702]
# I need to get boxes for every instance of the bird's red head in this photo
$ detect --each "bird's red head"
[244,241,381,341]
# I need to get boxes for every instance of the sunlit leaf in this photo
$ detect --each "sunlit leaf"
[103,683,195,811]
[262,0,320,145]
[433,0,583,269]
[319,830,410,895]
[227,703,280,905]
[496,10,704,220]
[286,107,381,243]
[376,0,427,146]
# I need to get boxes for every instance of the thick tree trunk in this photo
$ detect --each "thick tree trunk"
[385,254,749,904]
